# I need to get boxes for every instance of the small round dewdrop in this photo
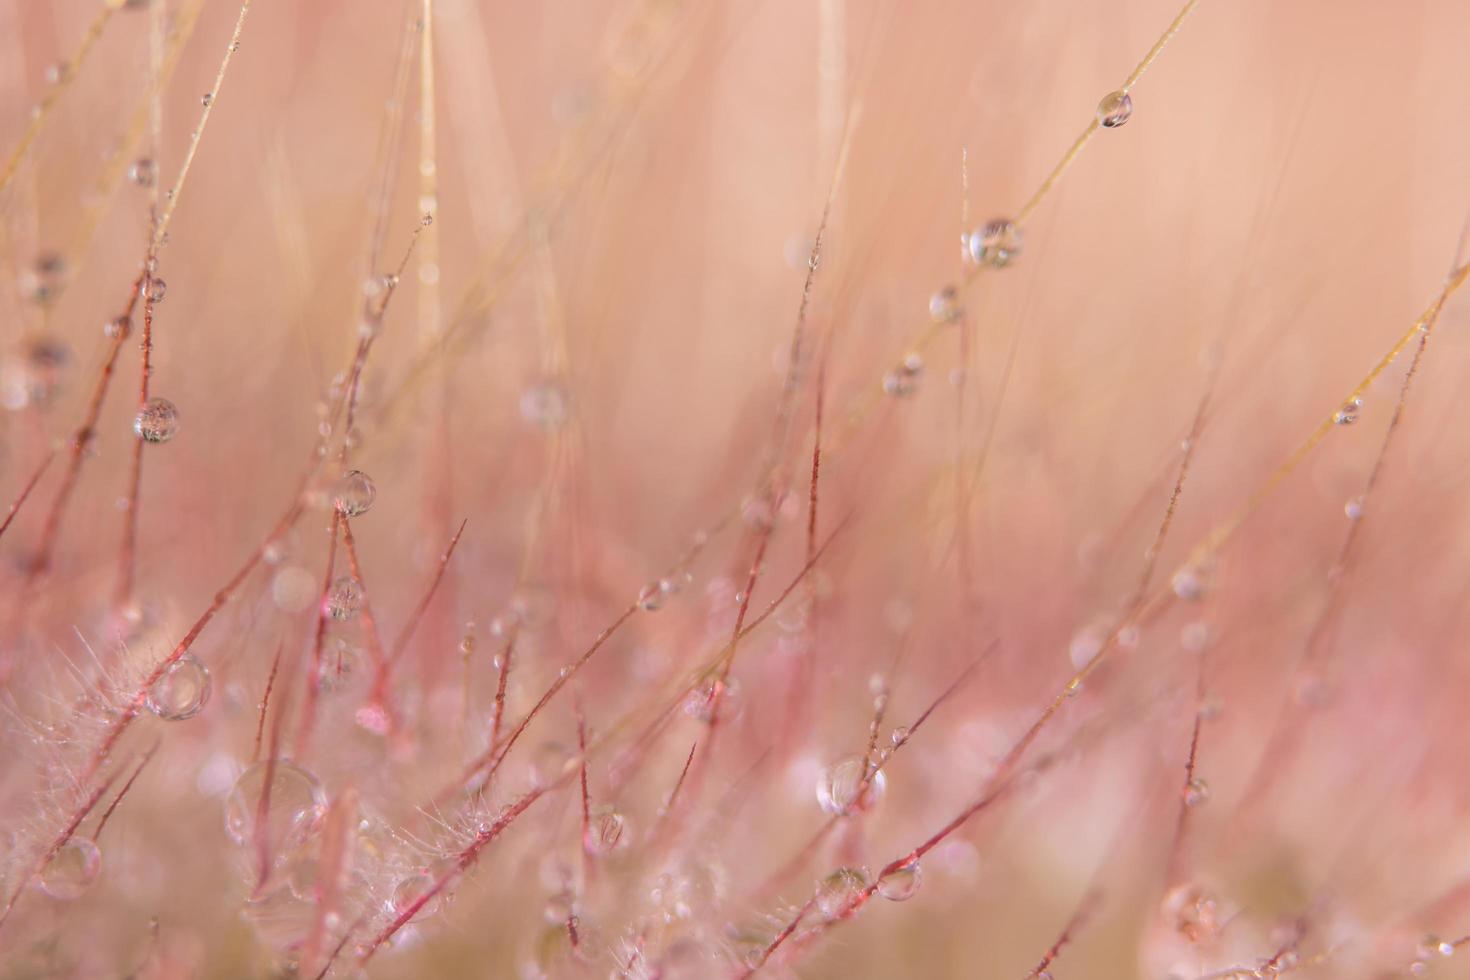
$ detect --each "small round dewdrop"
[814,867,868,920]
[1333,396,1362,425]
[876,861,922,901]
[144,276,167,303]
[37,838,101,900]
[127,157,157,188]
[133,397,180,443]
[224,760,326,852]
[816,756,886,815]
[519,381,569,430]
[1183,776,1210,807]
[20,253,67,305]
[145,654,212,721]
[638,581,665,611]
[882,353,924,398]
[332,469,376,517]
[1097,89,1133,128]
[323,576,363,620]
[966,218,1022,268]
[929,286,962,324]
[1171,565,1205,601]
[389,871,443,921]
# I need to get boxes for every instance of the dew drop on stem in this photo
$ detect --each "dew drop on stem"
[876,860,922,901]
[37,838,101,900]
[134,397,180,443]
[814,867,868,920]
[964,218,1022,268]
[323,576,363,621]
[332,469,376,517]
[145,654,212,720]
[1097,89,1133,128]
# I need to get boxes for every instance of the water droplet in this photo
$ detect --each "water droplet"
[224,760,326,853]
[1171,566,1206,601]
[814,867,868,920]
[1182,776,1210,807]
[104,316,132,340]
[127,158,157,188]
[684,676,739,723]
[20,253,67,305]
[638,581,664,611]
[890,725,911,746]
[1180,620,1212,654]
[145,654,211,720]
[816,756,886,815]
[928,286,962,324]
[1097,89,1133,128]
[37,838,101,900]
[201,92,214,107]
[1344,497,1364,520]
[2,335,71,410]
[271,566,317,613]
[965,218,1022,268]
[332,469,376,517]
[1069,624,1105,670]
[542,890,575,923]
[1333,396,1362,425]
[882,353,923,398]
[519,381,569,429]
[389,871,443,921]
[1161,882,1221,944]
[323,576,363,621]
[44,62,70,86]
[319,638,364,693]
[144,276,167,303]
[1293,673,1331,708]
[875,861,921,901]
[133,397,180,443]
[1417,935,1444,959]
[583,806,626,856]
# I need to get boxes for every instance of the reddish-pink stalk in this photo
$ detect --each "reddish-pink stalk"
[300,785,357,977]
[293,511,341,758]
[1025,890,1100,978]
[90,742,159,843]
[252,642,285,764]
[20,273,144,584]
[488,627,517,756]
[0,449,53,544]
[365,518,467,719]
[114,261,159,612]
[1165,670,1208,884]
[339,518,390,673]
[253,660,292,895]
